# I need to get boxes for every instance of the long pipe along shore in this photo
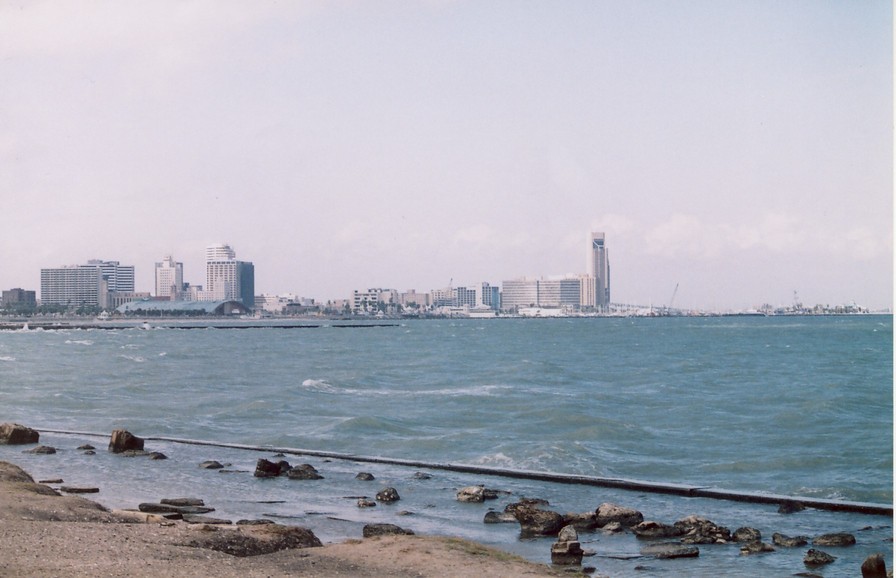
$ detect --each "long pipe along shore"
[37,429,892,517]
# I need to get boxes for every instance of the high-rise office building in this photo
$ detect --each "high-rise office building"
[86,260,135,293]
[40,266,103,306]
[204,243,255,307]
[155,255,184,298]
[590,232,610,309]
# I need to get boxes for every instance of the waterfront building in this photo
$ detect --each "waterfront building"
[204,244,255,308]
[501,276,584,311]
[478,283,501,310]
[590,232,610,309]
[400,290,431,310]
[40,266,103,306]
[351,288,399,313]
[155,256,184,299]
[501,278,539,310]
[1,288,37,308]
[86,260,135,293]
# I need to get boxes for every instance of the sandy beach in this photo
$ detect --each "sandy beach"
[0,460,566,577]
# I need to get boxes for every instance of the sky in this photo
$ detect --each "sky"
[1,1,892,311]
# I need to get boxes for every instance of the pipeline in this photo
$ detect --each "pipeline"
[36,428,892,516]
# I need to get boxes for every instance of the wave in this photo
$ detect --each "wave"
[299,378,513,398]
[0,356,15,362]
[65,339,94,346]
[118,354,146,363]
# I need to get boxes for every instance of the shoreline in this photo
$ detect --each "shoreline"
[0,459,563,577]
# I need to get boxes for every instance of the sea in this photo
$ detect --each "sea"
[0,315,892,577]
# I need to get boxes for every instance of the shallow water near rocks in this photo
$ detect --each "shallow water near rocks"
[0,316,892,576]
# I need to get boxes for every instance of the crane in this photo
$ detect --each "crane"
[668,283,679,312]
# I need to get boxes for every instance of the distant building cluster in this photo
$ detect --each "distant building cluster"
[6,233,611,317]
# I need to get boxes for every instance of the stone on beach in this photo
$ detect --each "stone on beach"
[804,548,837,566]
[355,472,375,481]
[457,485,486,502]
[200,460,225,469]
[632,520,683,539]
[739,541,775,555]
[483,510,517,524]
[595,502,644,528]
[773,532,809,547]
[22,445,56,454]
[511,504,566,537]
[640,542,700,559]
[0,423,39,445]
[733,527,761,542]
[674,515,731,544]
[362,523,414,537]
[287,464,324,480]
[108,429,144,454]
[60,486,99,494]
[375,487,401,503]
[861,553,888,578]
[812,532,856,547]
[254,458,287,478]
[550,525,584,565]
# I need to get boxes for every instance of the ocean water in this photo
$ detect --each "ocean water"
[0,316,892,576]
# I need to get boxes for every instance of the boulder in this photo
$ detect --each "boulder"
[357,498,376,508]
[355,472,375,481]
[375,487,400,503]
[804,548,837,566]
[60,486,99,494]
[505,497,550,513]
[595,503,643,528]
[861,553,888,578]
[674,516,731,544]
[773,532,809,547]
[412,472,432,480]
[286,464,324,480]
[812,532,856,547]
[457,485,486,503]
[108,430,144,453]
[733,527,761,542]
[778,500,806,514]
[601,521,625,533]
[739,541,775,555]
[551,528,584,566]
[23,445,56,454]
[182,514,231,525]
[83,450,96,455]
[254,458,285,478]
[513,505,566,537]
[633,521,683,539]
[200,461,224,469]
[640,543,700,559]
[77,444,95,450]
[148,452,167,460]
[161,498,205,507]
[0,423,39,445]
[185,523,321,556]
[483,511,517,524]
[236,519,275,526]
[563,511,599,531]
[362,523,414,537]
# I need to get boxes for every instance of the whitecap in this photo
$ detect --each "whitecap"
[0,356,15,362]
[119,354,146,363]
[65,339,94,346]
[300,379,339,393]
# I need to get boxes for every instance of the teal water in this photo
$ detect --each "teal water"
[0,316,891,576]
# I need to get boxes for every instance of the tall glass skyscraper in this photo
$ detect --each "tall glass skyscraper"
[590,232,610,309]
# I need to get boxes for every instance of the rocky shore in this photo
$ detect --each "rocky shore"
[1,423,892,577]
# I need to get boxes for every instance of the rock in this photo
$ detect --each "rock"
[60,486,99,494]
[362,523,414,537]
[23,445,56,454]
[457,485,486,503]
[513,505,566,537]
[83,450,96,455]
[38,478,63,484]
[357,498,376,508]
[138,503,215,515]
[120,450,149,457]
[505,497,549,513]
[0,423,39,445]
[595,503,643,528]
[161,498,205,507]
[601,521,625,533]
[563,511,599,531]
[558,525,579,542]
[778,500,806,514]
[108,429,144,453]
[200,460,224,469]
[773,532,809,547]
[640,543,700,559]
[355,472,375,481]
[286,464,324,480]
[182,514,232,525]
[632,521,683,539]
[861,553,888,578]
[77,444,95,450]
[804,548,837,566]
[148,452,167,460]
[812,532,856,547]
[375,487,400,503]
[674,515,731,544]
[733,527,761,542]
[236,519,275,525]
[412,472,432,480]
[254,458,285,478]
[739,541,775,555]
[483,511,516,524]
[186,524,321,556]
[551,530,585,566]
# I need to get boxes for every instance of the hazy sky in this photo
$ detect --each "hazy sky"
[2,1,892,310]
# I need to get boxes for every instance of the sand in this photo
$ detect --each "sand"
[0,460,566,577]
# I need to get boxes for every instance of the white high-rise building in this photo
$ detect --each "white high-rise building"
[590,232,610,309]
[86,260,135,293]
[206,243,236,262]
[204,244,255,307]
[155,255,184,299]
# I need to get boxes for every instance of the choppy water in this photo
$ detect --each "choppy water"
[0,316,892,576]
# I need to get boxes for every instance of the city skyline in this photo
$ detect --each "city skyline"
[1,2,892,311]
